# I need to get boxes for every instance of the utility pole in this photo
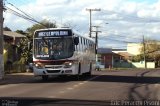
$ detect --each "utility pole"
[143,35,147,69]
[0,0,4,79]
[86,8,101,38]
[92,26,101,62]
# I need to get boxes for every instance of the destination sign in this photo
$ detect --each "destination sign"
[37,30,71,37]
[36,55,49,58]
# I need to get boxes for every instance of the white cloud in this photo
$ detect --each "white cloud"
[119,2,137,13]
[4,0,160,48]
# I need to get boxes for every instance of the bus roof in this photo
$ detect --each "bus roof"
[72,29,95,43]
[35,27,72,32]
[34,27,95,43]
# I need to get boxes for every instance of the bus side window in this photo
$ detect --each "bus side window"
[82,38,85,52]
[78,37,80,52]
[84,39,86,50]
[77,37,78,52]
[87,40,89,48]
[80,37,83,52]
[77,37,80,52]
[74,37,79,45]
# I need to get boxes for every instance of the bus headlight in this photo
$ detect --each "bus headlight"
[35,63,45,69]
[64,62,73,68]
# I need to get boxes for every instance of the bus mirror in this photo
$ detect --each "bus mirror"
[74,37,79,45]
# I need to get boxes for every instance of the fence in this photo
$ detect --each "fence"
[4,63,26,73]
[113,61,155,69]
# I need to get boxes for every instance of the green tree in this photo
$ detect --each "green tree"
[132,55,143,62]
[17,20,57,64]
[143,40,159,60]
[16,30,27,35]
[132,40,160,67]
[26,19,57,38]
[144,40,160,67]
[3,26,12,31]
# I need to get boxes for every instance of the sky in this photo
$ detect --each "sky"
[3,0,160,49]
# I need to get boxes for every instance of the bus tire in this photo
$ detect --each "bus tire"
[87,63,92,76]
[42,75,49,81]
[77,63,81,80]
[78,63,81,75]
[84,63,92,77]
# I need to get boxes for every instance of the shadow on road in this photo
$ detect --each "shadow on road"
[0,74,95,85]
[91,73,160,100]
[91,75,160,84]
[89,73,160,101]
[1,73,160,85]
[1,72,160,101]
[128,82,158,101]
[0,97,111,106]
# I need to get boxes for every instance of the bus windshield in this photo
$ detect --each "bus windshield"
[34,37,74,60]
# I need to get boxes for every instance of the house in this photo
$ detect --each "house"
[4,31,26,45]
[97,48,129,68]
[3,31,26,63]
[97,42,157,69]
[97,48,112,68]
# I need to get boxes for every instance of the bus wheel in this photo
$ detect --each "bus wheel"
[87,71,91,76]
[84,63,92,77]
[88,63,92,76]
[76,75,80,80]
[42,75,49,81]
[76,63,81,80]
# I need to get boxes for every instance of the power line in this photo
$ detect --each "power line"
[5,6,47,28]
[99,34,142,43]
[7,2,38,22]
[98,41,145,49]
[99,37,137,43]
[5,6,34,21]
[101,9,160,23]
[100,32,143,41]
[4,2,48,28]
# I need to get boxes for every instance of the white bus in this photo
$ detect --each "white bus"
[32,28,95,80]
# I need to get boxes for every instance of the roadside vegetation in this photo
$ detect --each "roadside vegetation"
[4,20,57,73]
[132,40,160,67]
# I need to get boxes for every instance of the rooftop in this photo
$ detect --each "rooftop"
[3,31,26,38]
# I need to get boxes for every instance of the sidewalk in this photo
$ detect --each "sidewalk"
[0,72,34,85]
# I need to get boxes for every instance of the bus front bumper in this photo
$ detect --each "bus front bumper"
[33,67,75,76]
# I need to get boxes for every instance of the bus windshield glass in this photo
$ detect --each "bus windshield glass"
[34,37,74,60]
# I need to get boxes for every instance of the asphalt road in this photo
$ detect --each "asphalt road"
[0,69,160,106]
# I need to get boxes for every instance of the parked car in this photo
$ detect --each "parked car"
[95,62,104,71]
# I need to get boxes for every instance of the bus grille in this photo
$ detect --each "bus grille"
[45,66,62,69]
[47,70,61,73]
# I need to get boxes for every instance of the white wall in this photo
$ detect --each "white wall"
[127,43,142,55]
[132,61,155,68]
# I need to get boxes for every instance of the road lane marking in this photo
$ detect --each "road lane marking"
[78,82,84,85]
[155,84,160,88]
[0,84,18,89]
[67,87,74,90]
[87,74,103,81]
[48,95,56,98]
[83,81,88,83]
[56,75,103,97]
[59,91,65,93]
[73,85,79,87]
